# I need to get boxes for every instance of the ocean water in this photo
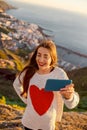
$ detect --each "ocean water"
[6,0,87,55]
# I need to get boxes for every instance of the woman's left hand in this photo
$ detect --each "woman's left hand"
[60,83,74,99]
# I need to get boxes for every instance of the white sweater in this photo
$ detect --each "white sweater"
[13,67,79,130]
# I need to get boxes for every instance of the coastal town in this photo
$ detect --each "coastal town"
[0,10,79,71]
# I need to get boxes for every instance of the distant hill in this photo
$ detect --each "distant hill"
[0,0,15,12]
[67,67,87,92]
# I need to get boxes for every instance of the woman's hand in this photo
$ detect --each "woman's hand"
[60,83,74,99]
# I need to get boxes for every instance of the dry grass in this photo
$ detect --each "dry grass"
[0,104,87,130]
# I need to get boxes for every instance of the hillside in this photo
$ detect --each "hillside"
[0,0,15,12]
[0,66,87,130]
[67,67,87,111]
[0,104,87,130]
[0,67,87,111]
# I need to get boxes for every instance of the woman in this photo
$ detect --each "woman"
[13,40,79,130]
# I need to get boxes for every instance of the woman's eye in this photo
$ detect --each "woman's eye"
[44,56,48,59]
[37,54,41,57]
[44,56,49,59]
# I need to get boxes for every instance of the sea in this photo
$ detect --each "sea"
[6,0,87,67]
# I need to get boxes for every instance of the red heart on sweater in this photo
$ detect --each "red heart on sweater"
[30,85,54,115]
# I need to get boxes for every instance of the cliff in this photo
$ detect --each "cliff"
[0,0,15,12]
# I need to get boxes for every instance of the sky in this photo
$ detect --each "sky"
[22,0,87,15]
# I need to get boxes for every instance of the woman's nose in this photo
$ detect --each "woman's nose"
[39,56,44,62]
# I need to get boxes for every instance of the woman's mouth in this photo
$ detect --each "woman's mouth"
[38,62,46,67]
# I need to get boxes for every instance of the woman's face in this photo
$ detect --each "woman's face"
[36,47,52,72]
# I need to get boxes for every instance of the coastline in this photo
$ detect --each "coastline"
[57,45,87,69]
[0,1,87,71]
[57,45,87,58]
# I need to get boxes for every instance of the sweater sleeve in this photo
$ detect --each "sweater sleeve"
[58,68,79,109]
[13,73,27,104]
[63,92,79,109]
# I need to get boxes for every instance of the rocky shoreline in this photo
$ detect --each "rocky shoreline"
[0,104,87,130]
[57,45,87,58]
[57,45,87,70]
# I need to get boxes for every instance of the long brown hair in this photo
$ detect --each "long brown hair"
[19,40,58,97]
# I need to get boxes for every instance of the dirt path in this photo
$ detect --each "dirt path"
[0,104,87,130]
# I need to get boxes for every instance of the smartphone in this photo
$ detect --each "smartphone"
[45,79,72,91]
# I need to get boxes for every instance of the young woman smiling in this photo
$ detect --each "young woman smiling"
[13,40,79,130]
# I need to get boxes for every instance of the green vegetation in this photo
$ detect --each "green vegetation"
[0,45,33,72]
[0,49,9,59]
[0,48,26,71]
[0,26,10,34]
[65,68,87,112]
[0,75,26,109]
[4,49,25,71]
[0,25,16,34]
